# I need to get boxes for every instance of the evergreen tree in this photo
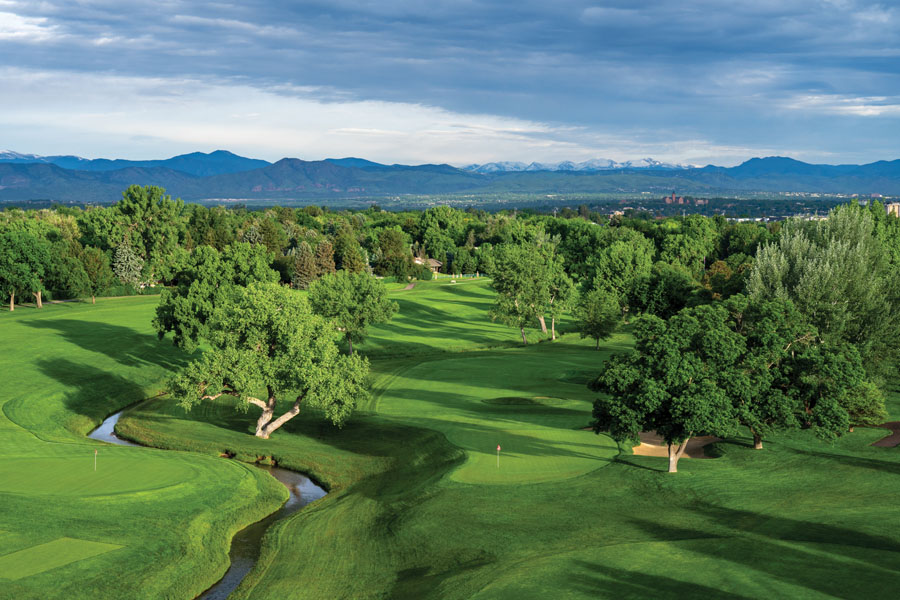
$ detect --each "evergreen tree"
[291,242,317,290]
[113,242,144,289]
[315,241,336,276]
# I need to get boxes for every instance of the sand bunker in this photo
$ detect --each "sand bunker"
[870,422,900,447]
[632,431,721,459]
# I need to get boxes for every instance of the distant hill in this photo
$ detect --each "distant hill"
[0,150,270,177]
[1,153,899,203]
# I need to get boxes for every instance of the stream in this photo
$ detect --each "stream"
[88,409,327,600]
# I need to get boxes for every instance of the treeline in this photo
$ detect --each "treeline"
[4,185,900,462]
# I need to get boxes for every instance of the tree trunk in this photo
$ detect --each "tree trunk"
[254,391,304,439]
[537,315,548,334]
[596,337,601,350]
[667,438,690,473]
[9,291,13,312]
[91,295,96,305]
[33,290,42,308]
[551,317,556,341]
[752,431,763,450]
[520,327,527,345]
[347,332,354,355]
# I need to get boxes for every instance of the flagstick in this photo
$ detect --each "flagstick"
[94,449,97,472]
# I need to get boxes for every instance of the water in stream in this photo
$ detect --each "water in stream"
[88,410,327,599]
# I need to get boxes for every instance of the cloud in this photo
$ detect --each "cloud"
[0,10,58,41]
[0,1,898,164]
[0,66,822,166]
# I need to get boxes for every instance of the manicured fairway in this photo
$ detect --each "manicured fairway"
[374,344,623,484]
[0,299,285,599]
[6,281,900,599]
[119,280,900,600]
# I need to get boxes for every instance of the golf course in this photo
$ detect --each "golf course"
[3,279,900,598]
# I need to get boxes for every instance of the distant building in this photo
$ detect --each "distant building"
[414,257,442,274]
[887,203,900,218]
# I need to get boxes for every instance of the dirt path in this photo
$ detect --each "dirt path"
[403,282,416,290]
[870,422,900,447]
[632,431,721,459]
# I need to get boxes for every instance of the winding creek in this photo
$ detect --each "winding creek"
[88,409,327,600]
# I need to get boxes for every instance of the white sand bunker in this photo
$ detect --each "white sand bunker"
[632,431,721,459]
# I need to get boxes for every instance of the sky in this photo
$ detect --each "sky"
[1,0,898,166]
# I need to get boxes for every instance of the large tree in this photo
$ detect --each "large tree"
[308,270,398,354]
[168,283,369,438]
[113,185,185,282]
[576,288,620,349]
[0,229,50,310]
[591,305,743,472]
[154,242,278,351]
[748,203,900,375]
[79,246,115,304]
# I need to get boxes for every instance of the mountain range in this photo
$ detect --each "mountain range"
[463,158,695,173]
[1,151,899,203]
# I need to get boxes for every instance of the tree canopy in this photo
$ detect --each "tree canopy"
[308,270,398,354]
[168,282,369,438]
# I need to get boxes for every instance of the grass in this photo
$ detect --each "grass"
[0,297,285,599]
[5,280,900,598]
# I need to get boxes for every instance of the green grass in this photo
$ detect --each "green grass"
[0,298,285,599]
[0,538,123,581]
[5,283,900,599]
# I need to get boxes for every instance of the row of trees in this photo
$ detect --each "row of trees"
[588,204,900,472]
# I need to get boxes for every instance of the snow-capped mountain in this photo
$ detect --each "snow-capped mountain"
[463,158,695,173]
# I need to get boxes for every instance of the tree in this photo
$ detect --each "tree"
[168,283,369,438]
[591,305,743,472]
[154,242,278,351]
[315,241,336,276]
[45,240,91,301]
[113,185,185,282]
[113,242,144,289]
[291,242,317,290]
[576,288,620,349]
[748,204,900,375]
[80,246,115,304]
[0,230,50,310]
[308,271,398,354]
[488,243,549,344]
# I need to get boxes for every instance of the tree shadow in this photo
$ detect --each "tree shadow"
[29,359,153,434]
[567,561,755,600]
[625,504,900,597]
[25,319,191,370]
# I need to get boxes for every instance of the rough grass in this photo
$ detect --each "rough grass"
[0,298,285,599]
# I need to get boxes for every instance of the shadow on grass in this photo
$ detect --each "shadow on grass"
[567,562,755,600]
[623,504,900,597]
[25,319,191,370]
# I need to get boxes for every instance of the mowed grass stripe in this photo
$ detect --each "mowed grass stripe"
[0,537,123,581]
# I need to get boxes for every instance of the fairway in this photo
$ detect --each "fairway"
[0,298,285,599]
[375,344,621,484]
[0,538,122,582]
[5,280,900,599]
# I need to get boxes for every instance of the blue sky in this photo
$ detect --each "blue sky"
[1,1,898,165]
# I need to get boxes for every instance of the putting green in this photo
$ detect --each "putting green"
[376,342,618,484]
[0,452,197,496]
[0,537,123,581]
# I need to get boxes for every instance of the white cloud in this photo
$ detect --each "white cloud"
[0,67,845,166]
[784,94,900,117]
[0,10,57,41]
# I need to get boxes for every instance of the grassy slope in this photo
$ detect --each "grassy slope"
[117,279,900,599]
[0,299,285,599]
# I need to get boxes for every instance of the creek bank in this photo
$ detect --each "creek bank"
[88,408,326,599]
